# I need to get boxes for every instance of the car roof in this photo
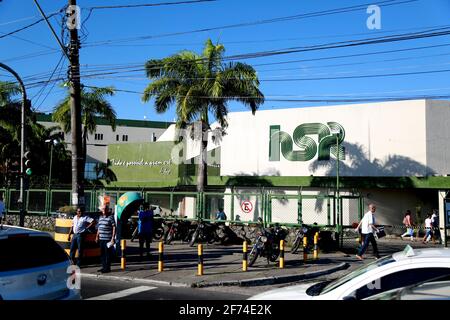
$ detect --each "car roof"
[393,247,450,261]
[0,225,49,239]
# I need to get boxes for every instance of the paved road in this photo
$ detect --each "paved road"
[81,277,251,300]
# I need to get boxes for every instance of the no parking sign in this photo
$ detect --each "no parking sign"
[241,200,253,214]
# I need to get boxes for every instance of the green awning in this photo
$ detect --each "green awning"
[116,192,143,220]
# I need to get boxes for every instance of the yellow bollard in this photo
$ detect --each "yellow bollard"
[303,236,308,263]
[242,241,248,272]
[313,232,319,260]
[197,244,204,276]
[158,241,164,272]
[121,239,126,270]
[279,240,285,268]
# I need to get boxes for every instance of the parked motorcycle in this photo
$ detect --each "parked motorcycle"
[291,223,320,253]
[165,218,193,244]
[188,219,220,247]
[152,214,165,240]
[248,223,288,266]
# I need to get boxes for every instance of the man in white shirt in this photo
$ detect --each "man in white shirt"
[428,210,441,244]
[355,203,380,260]
[68,207,96,266]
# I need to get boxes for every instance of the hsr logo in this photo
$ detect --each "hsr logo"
[269,122,346,162]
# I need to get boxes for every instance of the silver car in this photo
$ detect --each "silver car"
[0,226,81,300]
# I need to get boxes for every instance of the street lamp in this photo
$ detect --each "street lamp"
[45,139,58,189]
[330,128,341,247]
[45,138,60,215]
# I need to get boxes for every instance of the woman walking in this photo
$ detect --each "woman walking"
[400,210,415,241]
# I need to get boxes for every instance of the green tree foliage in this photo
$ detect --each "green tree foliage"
[142,39,264,191]
[0,81,71,187]
[53,85,117,181]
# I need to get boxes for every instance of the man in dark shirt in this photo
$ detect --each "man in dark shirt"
[96,205,116,273]
[138,203,154,259]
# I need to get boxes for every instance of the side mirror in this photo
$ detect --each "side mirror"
[342,295,357,301]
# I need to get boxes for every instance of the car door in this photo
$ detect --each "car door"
[0,234,75,300]
[346,267,450,300]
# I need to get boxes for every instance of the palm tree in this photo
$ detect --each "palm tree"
[53,86,117,181]
[142,39,264,192]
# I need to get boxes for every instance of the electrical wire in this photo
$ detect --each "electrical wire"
[82,0,419,47]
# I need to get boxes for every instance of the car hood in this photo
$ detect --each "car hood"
[248,283,317,300]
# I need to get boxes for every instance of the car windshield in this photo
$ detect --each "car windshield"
[320,255,395,295]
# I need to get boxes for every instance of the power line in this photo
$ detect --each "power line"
[82,84,450,103]
[30,53,65,106]
[34,56,67,111]
[0,9,64,40]
[82,0,418,47]
[85,0,217,10]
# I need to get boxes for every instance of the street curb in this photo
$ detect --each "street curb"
[81,273,190,288]
[191,262,350,288]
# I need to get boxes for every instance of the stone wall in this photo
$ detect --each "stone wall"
[4,214,55,232]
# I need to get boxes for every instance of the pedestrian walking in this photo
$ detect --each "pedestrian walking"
[0,194,5,230]
[138,203,154,259]
[96,205,116,273]
[422,213,433,244]
[400,210,415,241]
[68,207,96,267]
[355,203,381,260]
[429,210,441,244]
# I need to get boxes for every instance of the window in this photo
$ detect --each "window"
[321,255,395,295]
[116,135,119,141]
[94,133,103,141]
[84,162,98,180]
[351,268,450,300]
[122,135,128,142]
[0,236,68,272]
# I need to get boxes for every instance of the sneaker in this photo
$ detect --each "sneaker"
[97,268,104,273]
[101,269,111,274]
[356,255,363,260]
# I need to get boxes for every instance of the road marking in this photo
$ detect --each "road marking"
[86,286,157,300]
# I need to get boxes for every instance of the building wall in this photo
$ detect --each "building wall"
[426,100,450,176]
[38,120,169,165]
[220,100,434,177]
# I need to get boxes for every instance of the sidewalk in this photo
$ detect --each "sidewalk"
[79,237,444,288]
[80,241,351,288]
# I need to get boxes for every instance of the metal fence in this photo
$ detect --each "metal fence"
[0,188,363,229]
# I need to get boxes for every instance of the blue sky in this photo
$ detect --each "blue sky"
[1,0,450,122]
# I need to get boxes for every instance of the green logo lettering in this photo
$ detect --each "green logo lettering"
[269,122,345,162]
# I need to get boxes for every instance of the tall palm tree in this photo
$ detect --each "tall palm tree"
[53,86,117,181]
[142,39,264,192]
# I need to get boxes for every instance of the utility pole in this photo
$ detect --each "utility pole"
[67,0,84,209]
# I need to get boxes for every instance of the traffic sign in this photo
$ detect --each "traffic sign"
[241,200,253,213]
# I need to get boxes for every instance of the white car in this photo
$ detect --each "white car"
[249,246,450,300]
[0,225,81,300]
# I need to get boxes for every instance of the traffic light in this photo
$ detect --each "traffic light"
[24,151,32,176]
